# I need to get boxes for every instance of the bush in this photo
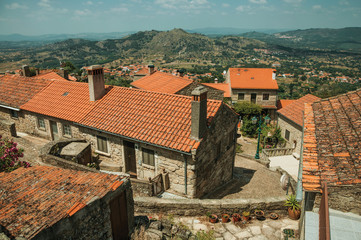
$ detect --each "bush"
[0,135,30,172]
[233,101,262,119]
[240,117,258,137]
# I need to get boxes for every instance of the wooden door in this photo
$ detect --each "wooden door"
[110,192,129,240]
[50,121,59,140]
[251,93,257,104]
[123,141,137,177]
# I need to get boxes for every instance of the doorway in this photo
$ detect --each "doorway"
[123,141,137,177]
[109,192,129,240]
[50,121,59,140]
[251,93,257,104]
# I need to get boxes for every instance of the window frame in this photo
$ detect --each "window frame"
[37,117,46,131]
[10,110,19,119]
[263,93,270,101]
[63,124,72,137]
[96,135,109,154]
[285,129,290,141]
[237,93,245,100]
[142,148,155,166]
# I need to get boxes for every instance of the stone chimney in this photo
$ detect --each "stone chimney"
[59,68,69,80]
[87,65,105,101]
[148,64,155,75]
[191,86,208,140]
[35,68,40,76]
[22,65,31,77]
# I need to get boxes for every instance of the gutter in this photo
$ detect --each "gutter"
[0,104,20,111]
[296,111,305,201]
[74,123,192,156]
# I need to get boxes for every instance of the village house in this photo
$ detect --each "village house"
[225,68,279,119]
[277,94,320,155]
[300,89,361,238]
[131,69,227,100]
[0,166,133,239]
[0,65,239,198]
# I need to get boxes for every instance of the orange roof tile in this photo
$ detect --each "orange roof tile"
[302,89,361,192]
[21,81,103,122]
[131,71,193,94]
[0,166,125,239]
[278,94,320,126]
[0,75,52,108]
[35,71,68,81]
[79,87,222,152]
[202,83,231,97]
[134,67,149,75]
[277,99,296,110]
[228,68,278,90]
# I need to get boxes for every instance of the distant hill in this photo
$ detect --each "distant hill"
[241,27,361,52]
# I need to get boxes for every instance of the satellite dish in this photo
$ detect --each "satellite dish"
[280,174,289,190]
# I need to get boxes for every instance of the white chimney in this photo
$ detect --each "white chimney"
[272,70,276,80]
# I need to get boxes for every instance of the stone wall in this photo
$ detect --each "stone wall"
[313,185,361,215]
[134,196,288,217]
[177,82,224,100]
[193,104,238,198]
[277,114,303,155]
[0,118,16,138]
[230,89,278,108]
[34,179,134,240]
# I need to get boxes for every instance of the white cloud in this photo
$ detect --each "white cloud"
[249,0,267,4]
[38,0,51,8]
[236,5,245,12]
[312,5,321,10]
[283,0,302,3]
[339,0,349,5]
[5,3,28,10]
[75,9,92,16]
[110,7,128,13]
[155,0,209,10]
[222,3,230,7]
[85,1,93,5]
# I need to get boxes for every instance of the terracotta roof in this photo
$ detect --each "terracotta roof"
[21,81,103,122]
[278,94,320,126]
[134,67,149,75]
[302,89,361,192]
[0,75,52,108]
[35,71,68,81]
[202,83,231,97]
[228,68,278,90]
[131,71,193,94]
[277,99,296,110]
[0,166,125,239]
[79,87,222,152]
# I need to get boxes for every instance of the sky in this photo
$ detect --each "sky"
[0,0,361,35]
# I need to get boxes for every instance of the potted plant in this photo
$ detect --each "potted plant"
[254,209,265,220]
[221,214,230,223]
[269,212,279,220]
[232,213,241,222]
[242,211,250,221]
[284,194,301,220]
[206,212,218,223]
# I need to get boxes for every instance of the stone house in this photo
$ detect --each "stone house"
[0,165,134,240]
[131,70,226,100]
[0,66,239,198]
[277,94,320,154]
[225,68,279,119]
[301,89,361,237]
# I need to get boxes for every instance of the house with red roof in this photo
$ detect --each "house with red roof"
[277,94,320,154]
[225,68,279,119]
[0,166,133,239]
[0,65,238,198]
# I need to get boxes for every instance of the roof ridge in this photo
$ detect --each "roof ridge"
[314,88,361,104]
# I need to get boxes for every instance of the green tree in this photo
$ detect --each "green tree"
[233,101,262,119]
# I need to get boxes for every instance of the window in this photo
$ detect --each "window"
[10,110,18,119]
[142,148,155,166]
[263,93,270,101]
[285,130,290,141]
[63,124,72,137]
[97,136,108,153]
[238,93,245,100]
[38,118,45,130]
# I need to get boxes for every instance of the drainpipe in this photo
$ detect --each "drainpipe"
[296,111,305,201]
[182,154,187,195]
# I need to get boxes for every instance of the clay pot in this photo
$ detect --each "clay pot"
[288,208,301,220]
[221,214,230,223]
[270,212,279,220]
[232,213,241,223]
[209,214,218,223]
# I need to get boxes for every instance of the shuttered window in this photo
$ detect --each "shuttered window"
[142,148,155,166]
[97,136,108,153]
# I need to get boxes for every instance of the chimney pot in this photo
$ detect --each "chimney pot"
[59,68,69,80]
[214,78,218,84]
[22,65,31,77]
[87,65,105,101]
[191,86,208,140]
[148,64,155,75]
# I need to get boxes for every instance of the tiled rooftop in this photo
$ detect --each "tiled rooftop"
[21,81,105,122]
[79,87,222,152]
[228,68,278,90]
[35,71,68,81]
[131,71,193,94]
[0,75,52,108]
[277,99,295,110]
[278,94,320,126]
[302,89,361,192]
[202,82,231,98]
[0,166,124,239]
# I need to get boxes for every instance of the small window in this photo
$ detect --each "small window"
[263,93,270,101]
[285,130,290,141]
[10,110,18,119]
[238,93,245,100]
[63,124,72,137]
[142,148,155,166]
[38,118,46,130]
[97,136,108,153]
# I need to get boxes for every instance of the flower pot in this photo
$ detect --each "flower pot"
[242,215,250,221]
[270,212,279,220]
[288,208,301,220]
[221,214,230,223]
[254,210,265,221]
[232,213,241,223]
[209,214,218,223]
